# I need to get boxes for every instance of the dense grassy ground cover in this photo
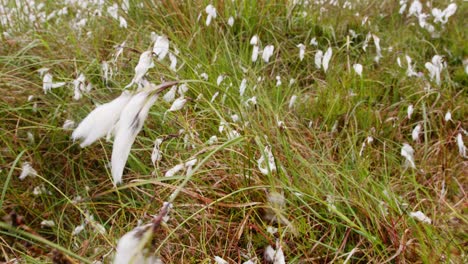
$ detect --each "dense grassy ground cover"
[0,0,467,263]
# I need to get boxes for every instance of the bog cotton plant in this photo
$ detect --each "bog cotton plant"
[72,81,179,185]
[125,51,155,89]
[205,4,217,26]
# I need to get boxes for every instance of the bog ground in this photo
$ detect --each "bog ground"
[0,0,467,263]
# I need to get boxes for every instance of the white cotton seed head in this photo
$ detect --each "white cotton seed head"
[264,244,286,264]
[151,138,164,164]
[163,86,177,103]
[410,211,431,224]
[153,35,169,61]
[169,52,177,71]
[262,45,274,63]
[239,79,247,96]
[314,50,323,69]
[113,224,152,264]
[214,256,228,264]
[251,45,259,62]
[112,93,158,185]
[412,124,422,142]
[297,43,305,61]
[217,75,224,86]
[168,97,187,112]
[310,37,318,46]
[456,133,467,158]
[40,220,55,228]
[322,47,332,72]
[205,5,217,26]
[250,35,258,45]
[353,63,363,76]
[444,111,452,122]
[125,51,155,89]
[72,92,132,148]
[19,162,37,180]
[62,119,75,129]
[227,16,234,27]
[288,95,297,109]
[401,143,416,169]
[407,104,414,119]
[165,163,185,177]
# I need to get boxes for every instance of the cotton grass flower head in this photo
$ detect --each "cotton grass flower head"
[297,43,305,61]
[322,47,332,72]
[410,211,431,224]
[125,51,155,89]
[262,45,274,63]
[257,146,276,175]
[73,81,178,185]
[264,240,286,264]
[353,63,363,77]
[152,35,169,61]
[72,91,132,148]
[205,4,217,26]
[401,143,416,169]
[19,162,37,180]
[456,133,467,158]
[314,50,323,69]
[112,91,159,185]
[227,16,234,27]
[412,124,422,142]
[214,256,228,264]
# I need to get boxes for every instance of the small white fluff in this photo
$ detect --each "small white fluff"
[43,72,66,94]
[227,16,234,27]
[444,111,452,122]
[239,79,247,96]
[72,224,85,236]
[207,135,218,145]
[251,45,260,62]
[214,256,228,264]
[257,146,276,175]
[113,224,153,264]
[163,85,177,103]
[412,124,422,142]
[353,63,363,77]
[167,96,187,112]
[40,220,55,228]
[456,133,467,158]
[165,163,185,177]
[151,138,164,164]
[262,45,274,63]
[200,72,209,81]
[72,92,132,147]
[125,51,154,89]
[153,35,169,61]
[250,35,259,45]
[297,43,305,61]
[275,76,282,87]
[62,119,75,130]
[264,243,285,264]
[407,104,414,119]
[372,34,382,63]
[19,162,37,180]
[410,211,431,224]
[205,4,217,26]
[401,143,416,169]
[322,47,332,72]
[169,52,177,71]
[314,50,323,69]
[288,95,297,109]
[309,37,318,46]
